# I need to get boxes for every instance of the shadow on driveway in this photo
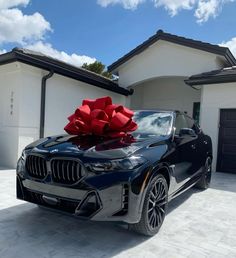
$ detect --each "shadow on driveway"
[0,203,148,258]
[0,188,196,258]
[1,171,236,258]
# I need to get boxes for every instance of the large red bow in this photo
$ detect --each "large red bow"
[64,96,138,138]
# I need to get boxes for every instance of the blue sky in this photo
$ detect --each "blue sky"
[1,0,236,67]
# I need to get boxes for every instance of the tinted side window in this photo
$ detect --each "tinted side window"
[185,116,200,134]
[186,116,194,129]
[175,114,188,135]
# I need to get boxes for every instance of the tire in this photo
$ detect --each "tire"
[129,174,168,236]
[195,156,212,190]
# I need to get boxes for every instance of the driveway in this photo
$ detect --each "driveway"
[0,170,236,258]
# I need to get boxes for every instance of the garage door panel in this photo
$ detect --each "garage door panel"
[222,122,236,128]
[217,109,236,173]
[223,128,236,137]
[225,110,236,120]
[221,136,236,143]
[221,156,236,172]
[222,144,236,154]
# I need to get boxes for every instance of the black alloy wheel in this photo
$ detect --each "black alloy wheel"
[129,174,168,236]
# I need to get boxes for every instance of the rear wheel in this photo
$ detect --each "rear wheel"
[129,174,168,236]
[195,157,212,190]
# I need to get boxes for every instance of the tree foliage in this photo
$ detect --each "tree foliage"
[82,61,112,79]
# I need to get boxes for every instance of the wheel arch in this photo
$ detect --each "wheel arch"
[149,165,171,189]
[138,164,171,217]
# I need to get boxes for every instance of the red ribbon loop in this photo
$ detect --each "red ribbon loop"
[64,96,138,138]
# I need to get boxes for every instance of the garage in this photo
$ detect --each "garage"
[186,67,236,172]
[217,109,236,173]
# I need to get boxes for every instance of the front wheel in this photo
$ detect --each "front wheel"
[129,174,168,236]
[195,157,212,190]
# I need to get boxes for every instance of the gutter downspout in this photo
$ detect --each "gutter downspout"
[40,70,54,138]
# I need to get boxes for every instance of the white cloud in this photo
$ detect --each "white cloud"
[0,1,96,67]
[153,0,196,16]
[97,0,235,23]
[0,8,51,44]
[0,0,30,10]
[97,0,145,9]
[25,41,96,67]
[220,37,236,57]
[194,0,235,23]
[0,49,6,54]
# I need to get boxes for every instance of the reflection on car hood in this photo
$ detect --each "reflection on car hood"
[26,134,168,159]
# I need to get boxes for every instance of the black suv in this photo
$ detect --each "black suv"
[17,110,212,236]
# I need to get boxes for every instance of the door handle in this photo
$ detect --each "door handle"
[191,144,196,150]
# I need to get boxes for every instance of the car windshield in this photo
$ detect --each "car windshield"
[132,111,173,137]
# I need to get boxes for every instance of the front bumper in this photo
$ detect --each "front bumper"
[17,166,148,224]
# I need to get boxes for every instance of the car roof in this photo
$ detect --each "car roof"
[134,109,179,114]
[134,110,196,118]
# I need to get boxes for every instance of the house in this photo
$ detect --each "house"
[186,67,236,173]
[0,30,236,173]
[108,30,236,173]
[0,48,131,168]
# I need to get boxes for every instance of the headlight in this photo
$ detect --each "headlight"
[21,149,26,161]
[17,150,26,176]
[86,156,147,172]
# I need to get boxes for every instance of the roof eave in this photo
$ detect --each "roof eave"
[108,31,236,72]
[225,49,236,66]
[185,75,236,86]
[0,50,132,96]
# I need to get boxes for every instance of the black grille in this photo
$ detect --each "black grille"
[51,159,82,184]
[26,155,47,179]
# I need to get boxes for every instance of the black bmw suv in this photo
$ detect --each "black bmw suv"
[17,110,212,236]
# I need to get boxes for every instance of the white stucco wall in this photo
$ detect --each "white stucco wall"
[116,40,225,88]
[17,65,44,161]
[200,82,236,171]
[0,62,126,168]
[44,72,126,136]
[129,77,201,116]
[0,63,21,168]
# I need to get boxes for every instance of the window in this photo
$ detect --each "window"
[133,111,173,136]
[185,115,200,134]
[193,102,200,124]
[175,114,188,135]
[186,116,194,129]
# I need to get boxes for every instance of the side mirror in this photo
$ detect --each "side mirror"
[179,128,196,137]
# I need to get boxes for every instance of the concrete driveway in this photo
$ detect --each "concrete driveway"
[0,170,236,258]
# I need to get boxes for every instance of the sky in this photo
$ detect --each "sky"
[1,0,236,68]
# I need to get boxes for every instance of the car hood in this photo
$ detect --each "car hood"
[26,134,169,159]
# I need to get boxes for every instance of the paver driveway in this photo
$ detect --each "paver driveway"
[0,170,236,258]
